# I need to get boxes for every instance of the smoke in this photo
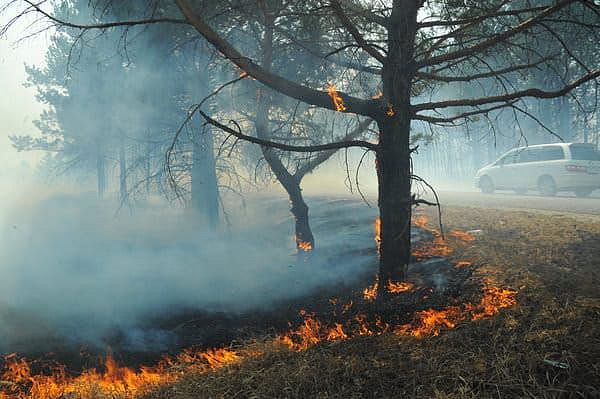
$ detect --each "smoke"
[0,182,376,354]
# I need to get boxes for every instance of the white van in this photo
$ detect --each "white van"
[475,143,600,197]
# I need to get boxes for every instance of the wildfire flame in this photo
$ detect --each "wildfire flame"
[411,214,476,259]
[326,83,347,112]
[1,213,516,398]
[448,230,476,242]
[374,217,381,252]
[363,279,414,301]
[282,280,516,351]
[386,104,395,116]
[363,281,378,301]
[296,238,313,252]
[387,281,414,293]
[1,348,241,399]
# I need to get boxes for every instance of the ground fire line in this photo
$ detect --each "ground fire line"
[0,214,516,399]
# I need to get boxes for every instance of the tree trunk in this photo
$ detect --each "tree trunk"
[558,96,572,142]
[119,136,127,203]
[376,3,419,294]
[191,127,219,230]
[96,153,106,198]
[256,10,314,251]
[145,141,152,196]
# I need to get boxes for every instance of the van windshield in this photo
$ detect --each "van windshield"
[570,145,600,161]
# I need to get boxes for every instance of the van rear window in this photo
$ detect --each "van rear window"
[570,145,600,161]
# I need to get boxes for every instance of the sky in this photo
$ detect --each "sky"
[0,14,49,171]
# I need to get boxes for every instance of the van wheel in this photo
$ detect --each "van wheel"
[538,176,557,196]
[575,188,593,198]
[480,176,494,194]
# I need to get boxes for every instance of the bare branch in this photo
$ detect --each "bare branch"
[199,110,378,152]
[417,0,576,68]
[413,69,600,111]
[175,0,377,117]
[416,56,555,83]
[19,0,188,30]
[330,0,386,63]
[413,101,517,124]
[295,117,374,178]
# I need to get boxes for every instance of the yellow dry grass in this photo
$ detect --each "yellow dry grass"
[139,206,600,398]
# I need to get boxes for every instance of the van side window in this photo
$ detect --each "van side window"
[518,149,535,163]
[539,147,565,161]
[519,147,564,162]
[570,145,600,161]
[497,151,517,165]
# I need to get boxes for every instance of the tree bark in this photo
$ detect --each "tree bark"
[376,3,419,294]
[256,10,314,251]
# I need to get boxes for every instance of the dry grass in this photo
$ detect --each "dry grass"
[140,206,600,399]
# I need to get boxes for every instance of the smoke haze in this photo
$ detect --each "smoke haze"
[0,179,376,353]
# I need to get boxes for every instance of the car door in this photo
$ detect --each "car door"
[489,150,518,188]
[517,147,542,190]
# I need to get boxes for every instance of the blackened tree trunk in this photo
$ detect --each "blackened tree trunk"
[376,3,419,292]
[257,137,315,251]
[255,10,314,251]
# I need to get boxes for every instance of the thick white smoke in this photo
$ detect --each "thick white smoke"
[0,176,376,353]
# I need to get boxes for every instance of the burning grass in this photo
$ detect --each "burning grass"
[4,206,598,398]
[141,207,600,398]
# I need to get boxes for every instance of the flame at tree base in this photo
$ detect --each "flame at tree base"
[1,214,516,398]
[281,280,516,351]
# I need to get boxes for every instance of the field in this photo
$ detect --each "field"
[143,206,600,399]
[2,203,599,398]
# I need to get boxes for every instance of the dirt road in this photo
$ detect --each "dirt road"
[435,190,600,218]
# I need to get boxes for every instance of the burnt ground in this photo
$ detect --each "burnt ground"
[3,202,599,398]
[0,197,477,382]
[141,205,600,399]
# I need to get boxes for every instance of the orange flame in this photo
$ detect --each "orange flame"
[386,104,395,117]
[411,214,475,259]
[297,240,313,252]
[2,284,516,397]
[280,280,516,352]
[1,346,241,399]
[363,279,414,301]
[455,261,472,268]
[387,281,414,294]
[1,214,515,398]
[374,217,381,252]
[448,230,476,242]
[363,281,378,301]
[327,83,347,112]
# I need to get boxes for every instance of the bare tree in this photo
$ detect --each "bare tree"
[3,0,599,296]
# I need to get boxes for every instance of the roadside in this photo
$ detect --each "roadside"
[434,190,600,221]
[140,205,600,398]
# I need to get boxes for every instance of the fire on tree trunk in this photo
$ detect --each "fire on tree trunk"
[376,3,419,297]
[290,185,314,252]
[375,117,412,292]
